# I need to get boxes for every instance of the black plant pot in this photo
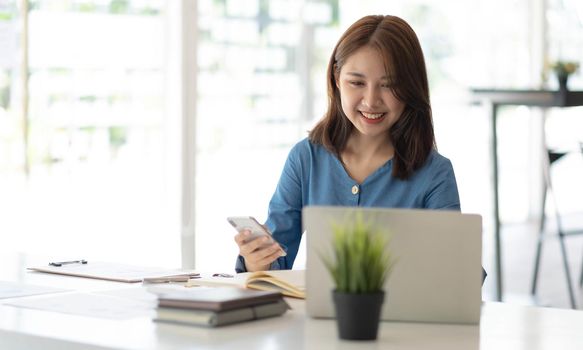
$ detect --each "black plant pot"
[558,74,569,92]
[332,290,385,340]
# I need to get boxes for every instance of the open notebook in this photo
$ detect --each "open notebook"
[187,270,305,299]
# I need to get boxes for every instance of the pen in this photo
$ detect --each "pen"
[212,273,234,278]
[49,259,88,267]
[142,273,200,284]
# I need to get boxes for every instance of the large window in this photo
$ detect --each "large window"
[1,0,180,268]
[0,1,20,173]
[194,0,339,271]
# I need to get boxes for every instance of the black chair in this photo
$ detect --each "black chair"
[531,144,583,309]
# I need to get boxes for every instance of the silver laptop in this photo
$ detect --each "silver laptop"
[304,206,482,324]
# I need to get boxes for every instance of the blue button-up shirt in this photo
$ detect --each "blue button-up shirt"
[235,138,460,272]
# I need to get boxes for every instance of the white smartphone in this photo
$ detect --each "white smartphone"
[227,216,286,256]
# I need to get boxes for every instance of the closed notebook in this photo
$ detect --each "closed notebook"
[186,270,305,299]
[155,299,290,327]
[158,288,282,311]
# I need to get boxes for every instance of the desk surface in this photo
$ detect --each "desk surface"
[1,254,583,350]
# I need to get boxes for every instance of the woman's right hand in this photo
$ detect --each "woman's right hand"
[234,229,285,272]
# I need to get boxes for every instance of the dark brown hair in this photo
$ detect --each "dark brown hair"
[308,15,435,180]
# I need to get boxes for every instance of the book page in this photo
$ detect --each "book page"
[245,270,305,298]
[248,270,305,290]
[185,270,306,298]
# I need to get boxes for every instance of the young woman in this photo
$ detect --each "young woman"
[234,15,460,273]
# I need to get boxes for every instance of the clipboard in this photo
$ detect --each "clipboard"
[27,261,198,283]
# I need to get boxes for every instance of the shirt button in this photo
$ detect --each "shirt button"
[351,185,359,195]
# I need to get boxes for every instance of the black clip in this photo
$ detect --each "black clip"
[49,260,88,267]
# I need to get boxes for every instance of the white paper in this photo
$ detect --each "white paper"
[0,281,67,300]
[95,285,190,303]
[28,261,198,283]
[5,292,155,320]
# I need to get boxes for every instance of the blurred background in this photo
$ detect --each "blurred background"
[0,0,582,308]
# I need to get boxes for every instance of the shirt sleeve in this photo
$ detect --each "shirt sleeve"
[423,157,461,210]
[235,143,304,272]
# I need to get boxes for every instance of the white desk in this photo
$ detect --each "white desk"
[1,254,583,350]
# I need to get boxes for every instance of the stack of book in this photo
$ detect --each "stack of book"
[154,288,289,327]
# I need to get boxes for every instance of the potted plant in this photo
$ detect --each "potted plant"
[321,213,394,340]
[550,60,579,91]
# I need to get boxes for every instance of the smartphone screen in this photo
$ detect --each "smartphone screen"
[227,216,287,257]
[227,216,271,240]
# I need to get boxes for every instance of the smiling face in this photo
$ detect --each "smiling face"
[336,46,405,142]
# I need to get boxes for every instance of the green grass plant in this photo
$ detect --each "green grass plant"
[322,213,394,294]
